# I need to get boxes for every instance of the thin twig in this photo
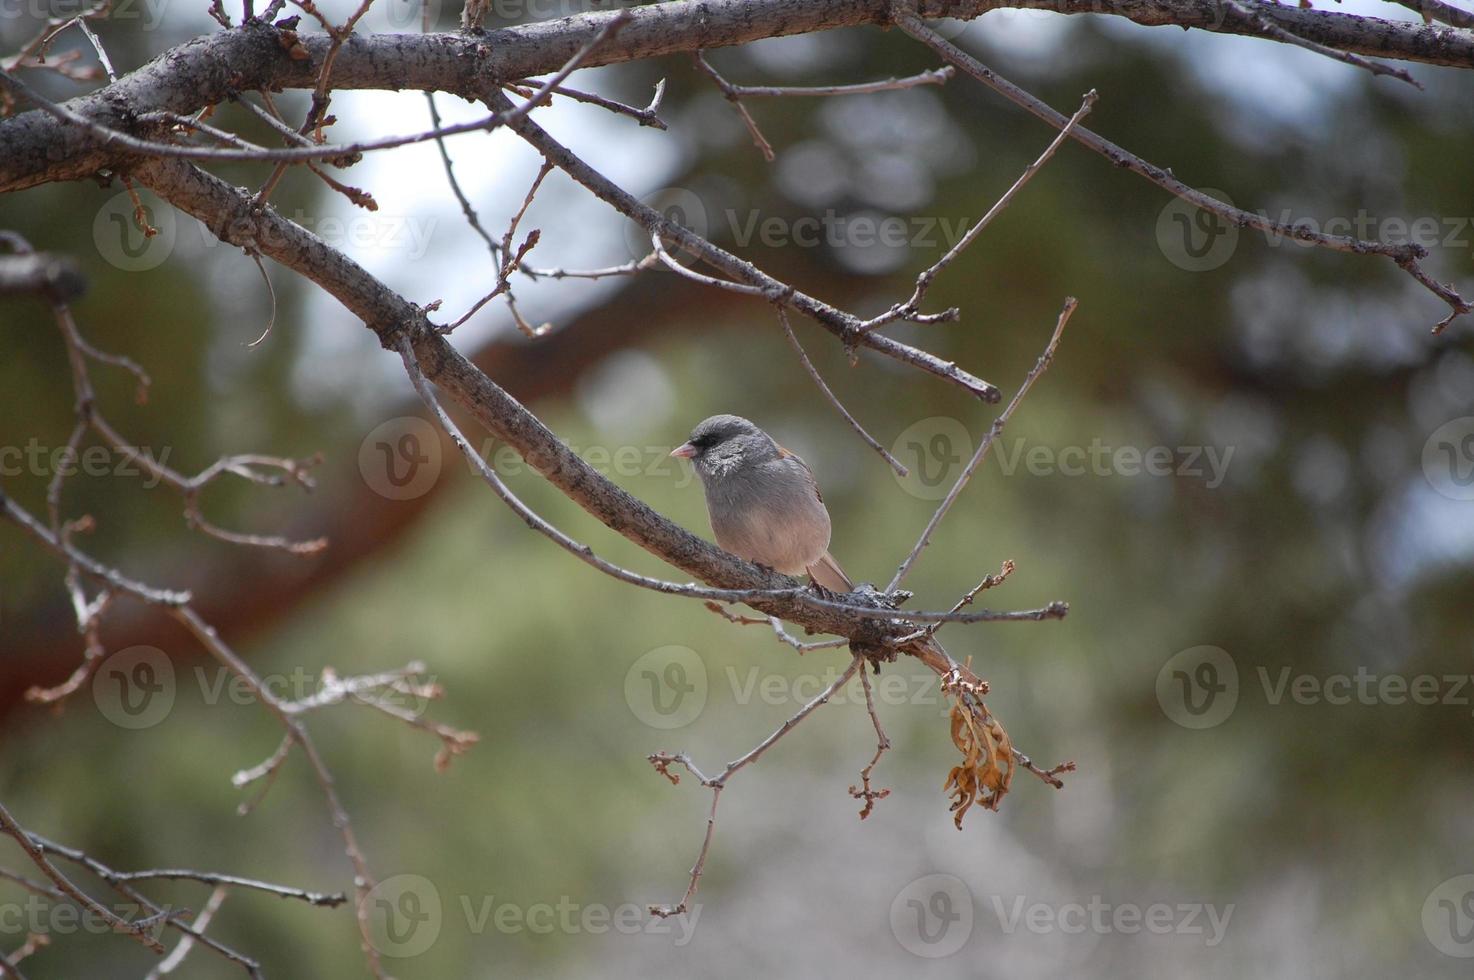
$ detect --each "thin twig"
[1388,0,1474,29]
[493,88,1002,398]
[145,885,227,979]
[447,161,554,334]
[0,494,386,978]
[887,298,1077,593]
[722,65,955,98]
[862,89,1096,332]
[896,12,1471,334]
[0,868,64,901]
[28,834,263,977]
[848,666,892,819]
[499,8,635,130]
[776,305,907,476]
[692,51,774,161]
[647,656,862,915]
[702,601,850,653]
[1223,0,1421,87]
[0,803,166,954]
[46,292,326,555]
[0,68,554,166]
[507,77,668,128]
[243,251,278,347]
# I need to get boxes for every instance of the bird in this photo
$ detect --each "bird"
[670,414,852,593]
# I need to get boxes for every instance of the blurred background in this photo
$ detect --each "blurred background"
[2,1,1473,976]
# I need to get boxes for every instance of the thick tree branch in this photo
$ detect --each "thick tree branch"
[3,0,1473,192]
[126,157,1053,636]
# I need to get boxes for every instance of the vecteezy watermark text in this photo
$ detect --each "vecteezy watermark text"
[361,875,700,958]
[989,895,1233,946]
[888,874,1233,959]
[1158,185,1474,272]
[90,646,434,730]
[0,439,172,487]
[1157,645,1474,729]
[0,895,172,941]
[890,417,1236,500]
[358,416,696,500]
[725,209,975,251]
[625,648,955,730]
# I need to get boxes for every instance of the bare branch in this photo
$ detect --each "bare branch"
[6,0,1474,192]
[647,656,862,915]
[848,666,892,819]
[492,89,1002,399]
[0,868,64,901]
[719,65,954,97]
[776,306,908,476]
[32,280,328,555]
[702,601,850,653]
[507,77,668,129]
[0,802,167,954]
[1389,0,1474,29]
[145,886,227,980]
[499,7,635,130]
[1223,0,1422,87]
[888,298,1077,593]
[0,492,389,977]
[896,13,1471,333]
[693,51,776,162]
[863,89,1096,332]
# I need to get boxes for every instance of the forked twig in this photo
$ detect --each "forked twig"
[647,656,863,915]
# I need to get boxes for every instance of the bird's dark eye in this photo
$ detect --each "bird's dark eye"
[690,434,717,449]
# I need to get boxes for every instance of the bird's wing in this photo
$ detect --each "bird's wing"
[776,445,824,504]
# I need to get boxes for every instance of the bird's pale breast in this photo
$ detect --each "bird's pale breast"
[705,456,831,575]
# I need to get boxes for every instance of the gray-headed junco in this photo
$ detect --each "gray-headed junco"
[671,414,852,593]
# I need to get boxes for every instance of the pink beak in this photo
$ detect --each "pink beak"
[670,442,697,459]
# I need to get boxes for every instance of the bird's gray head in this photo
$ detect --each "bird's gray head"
[670,414,778,480]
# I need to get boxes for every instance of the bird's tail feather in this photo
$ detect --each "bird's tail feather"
[807,551,852,592]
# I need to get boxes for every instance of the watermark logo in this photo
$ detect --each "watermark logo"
[1422,417,1474,502]
[725,664,947,714]
[94,194,438,271]
[1156,645,1238,729]
[891,417,973,500]
[1424,875,1474,958]
[1158,192,1474,272]
[0,438,173,485]
[359,417,442,500]
[890,873,973,958]
[93,190,176,272]
[375,0,443,29]
[887,422,1234,493]
[990,895,1233,945]
[0,895,174,940]
[460,895,699,942]
[1156,188,1238,272]
[1156,649,1474,728]
[992,438,1234,488]
[91,645,175,730]
[625,187,708,266]
[624,645,706,729]
[471,437,693,488]
[1,0,169,32]
[364,874,443,958]
[725,210,973,252]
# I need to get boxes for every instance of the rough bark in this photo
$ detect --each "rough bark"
[3,0,1471,193]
